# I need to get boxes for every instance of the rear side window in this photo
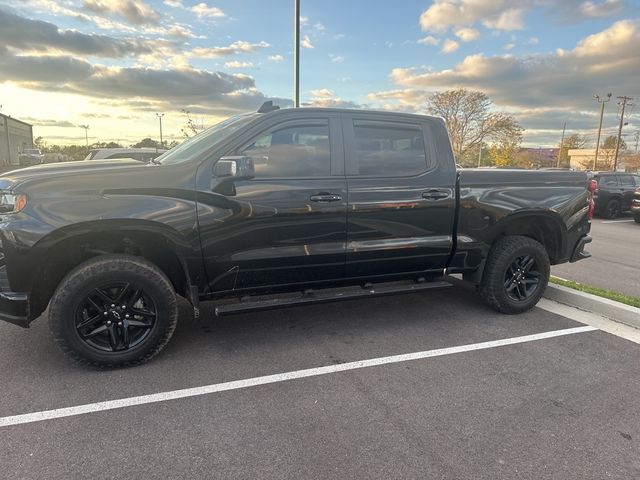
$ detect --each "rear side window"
[106,152,135,159]
[241,123,331,178]
[619,175,635,187]
[352,122,427,176]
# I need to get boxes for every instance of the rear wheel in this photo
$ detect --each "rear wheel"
[49,255,178,368]
[479,236,550,314]
[603,199,621,219]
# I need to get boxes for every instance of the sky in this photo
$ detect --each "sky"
[0,0,639,147]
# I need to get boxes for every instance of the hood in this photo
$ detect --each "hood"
[0,159,144,190]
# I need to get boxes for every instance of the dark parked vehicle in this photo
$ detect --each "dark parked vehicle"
[0,104,594,367]
[18,149,44,167]
[632,187,640,223]
[591,172,640,219]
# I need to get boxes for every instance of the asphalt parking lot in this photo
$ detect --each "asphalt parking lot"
[553,214,639,298]
[1,285,640,479]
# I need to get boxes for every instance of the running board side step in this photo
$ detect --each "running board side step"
[215,280,452,316]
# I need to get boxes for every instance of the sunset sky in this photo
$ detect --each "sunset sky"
[0,0,639,147]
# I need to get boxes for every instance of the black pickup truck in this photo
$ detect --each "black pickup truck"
[0,104,594,367]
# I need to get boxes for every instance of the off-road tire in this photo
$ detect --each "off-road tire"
[479,235,550,314]
[49,255,178,368]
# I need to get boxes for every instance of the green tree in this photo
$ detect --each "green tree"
[426,88,523,162]
[558,133,587,167]
[131,138,159,148]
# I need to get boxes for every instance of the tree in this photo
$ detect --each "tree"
[426,88,523,163]
[180,109,201,138]
[580,135,627,170]
[488,135,523,167]
[558,133,587,167]
[167,140,180,149]
[131,138,159,148]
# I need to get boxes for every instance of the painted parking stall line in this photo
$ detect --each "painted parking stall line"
[0,326,597,428]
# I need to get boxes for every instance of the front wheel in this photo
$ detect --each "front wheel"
[49,255,178,368]
[603,199,621,219]
[634,214,640,224]
[479,236,550,314]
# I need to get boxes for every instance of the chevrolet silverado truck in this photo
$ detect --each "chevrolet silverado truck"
[0,104,594,367]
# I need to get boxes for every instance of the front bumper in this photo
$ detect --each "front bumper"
[0,291,29,327]
[570,234,592,263]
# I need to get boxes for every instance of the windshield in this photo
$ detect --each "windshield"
[156,113,258,165]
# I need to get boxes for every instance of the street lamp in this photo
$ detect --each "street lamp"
[80,125,89,148]
[155,113,164,149]
[593,93,611,170]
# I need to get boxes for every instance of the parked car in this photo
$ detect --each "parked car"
[591,172,640,219]
[17,149,44,166]
[0,103,594,367]
[632,187,640,223]
[84,148,168,163]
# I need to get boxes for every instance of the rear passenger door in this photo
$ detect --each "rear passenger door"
[341,114,456,278]
[619,174,636,209]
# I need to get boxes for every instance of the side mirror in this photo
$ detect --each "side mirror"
[214,156,255,180]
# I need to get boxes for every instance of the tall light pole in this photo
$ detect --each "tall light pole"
[613,96,632,172]
[293,0,300,107]
[593,93,611,170]
[156,113,164,149]
[80,125,89,148]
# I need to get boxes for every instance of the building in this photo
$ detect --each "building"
[568,149,617,171]
[0,113,34,167]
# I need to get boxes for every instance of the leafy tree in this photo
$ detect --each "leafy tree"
[558,133,587,167]
[426,89,523,161]
[131,138,159,148]
[167,140,180,149]
[580,135,626,171]
[487,135,523,167]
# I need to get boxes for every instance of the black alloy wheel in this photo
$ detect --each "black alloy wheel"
[49,255,178,367]
[75,283,157,352]
[503,254,540,302]
[605,199,621,219]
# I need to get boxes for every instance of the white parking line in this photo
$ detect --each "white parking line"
[0,325,597,428]
[601,219,634,223]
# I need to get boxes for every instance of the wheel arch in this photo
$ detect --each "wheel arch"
[28,220,194,321]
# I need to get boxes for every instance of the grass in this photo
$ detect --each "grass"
[550,276,640,309]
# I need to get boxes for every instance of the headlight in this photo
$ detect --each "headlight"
[0,191,27,213]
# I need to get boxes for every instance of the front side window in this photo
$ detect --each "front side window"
[352,123,427,176]
[241,123,331,178]
[599,176,618,187]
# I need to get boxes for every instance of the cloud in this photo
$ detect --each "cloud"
[224,61,253,68]
[418,35,440,46]
[528,37,539,45]
[420,1,527,32]
[188,41,269,58]
[164,0,183,6]
[454,27,480,42]
[441,39,460,53]
[0,8,157,58]
[22,118,77,128]
[82,0,161,25]
[191,2,225,18]
[305,89,359,108]
[301,35,314,49]
[389,20,640,111]
[329,54,344,63]
[268,54,284,62]
[580,0,623,17]
[504,43,515,50]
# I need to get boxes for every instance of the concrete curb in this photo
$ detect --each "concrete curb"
[544,283,640,330]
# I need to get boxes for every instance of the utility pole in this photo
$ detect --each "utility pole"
[634,130,639,153]
[293,0,300,107]
[477,120,485,167]
[613,96,633,171]
[156,113,164,150]
[557,121,566,168]
[593,93,612,170]
[80,125,89,148]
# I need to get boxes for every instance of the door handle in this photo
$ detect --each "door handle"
[422,190,450,200]
[310,193,342,202]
